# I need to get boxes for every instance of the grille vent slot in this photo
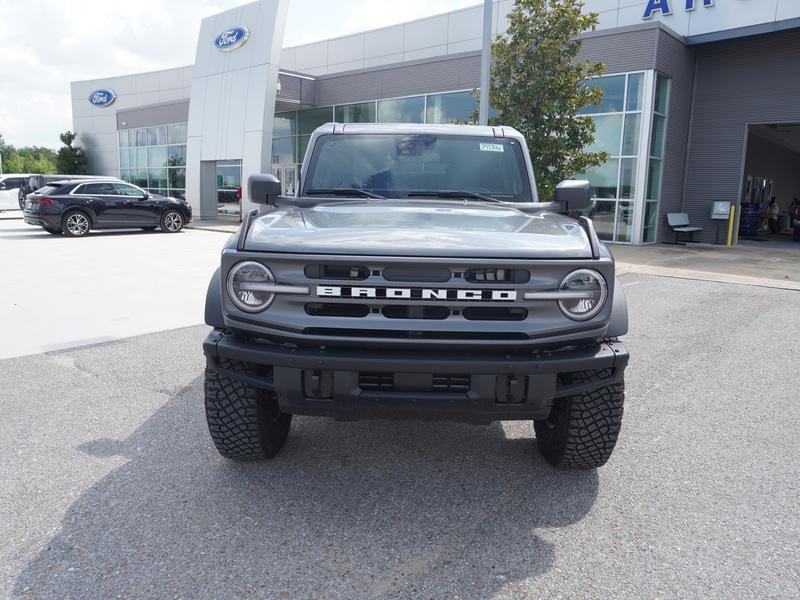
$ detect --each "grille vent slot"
[462,307,527,321]
[464,268,530,283]
[306,303,370,318]
[381,305,450,320]
[359,372,394,391]
[305,264,370,280]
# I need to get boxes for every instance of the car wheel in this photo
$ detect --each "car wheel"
[62,211,92,237]
[18,191,25,210]
[160,210,184,233]
[534,368,624,469]
[43,227,63,235]
[141,226,157,231]
[205,358,292,460]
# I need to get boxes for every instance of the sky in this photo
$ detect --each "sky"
[0,0,479,148]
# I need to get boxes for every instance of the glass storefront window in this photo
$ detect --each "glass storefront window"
[149,168,168,189]
[298,107,332,135]
[619,158,637,199]
[643,201,659,243]
[335,102,376,123]
[591,200,616,241]
[167,145,186,166]
[148,146,167,168]
[647,158,663,201]
[622,114,641,156]
[616,201,634,242]
[582,159,619,199]
[167,123,187,145]
[587,114,623,155]
[377,96,425,123]
[299,135,312,162]
[650,114,666,158]
[136,148,148,171]
[655,75,670,114]
[271,137,296,164]
[426,91,476,124]
[133,168,148,189]
[119,130,129,149]
[119,150,129,169]
[169,167,186,189]
[274,111,297,136]
[136,128,148,147]
[580,75,626,114]
[146,126,166,146]
[626,73,644,112]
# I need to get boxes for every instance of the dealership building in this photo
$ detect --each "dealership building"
[71,0,800,245]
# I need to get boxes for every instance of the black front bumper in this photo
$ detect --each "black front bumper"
[203,330,629,423]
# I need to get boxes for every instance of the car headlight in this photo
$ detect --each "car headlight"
[558,269,608,321]
[227,261,275,312]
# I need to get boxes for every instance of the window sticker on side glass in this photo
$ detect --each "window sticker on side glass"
[479,143,504,152]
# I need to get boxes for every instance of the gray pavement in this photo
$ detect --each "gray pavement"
[0,218,229,359]
[2,274,799,598]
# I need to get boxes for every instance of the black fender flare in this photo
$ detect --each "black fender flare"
[205,268,225,328]
[607,277,629,338]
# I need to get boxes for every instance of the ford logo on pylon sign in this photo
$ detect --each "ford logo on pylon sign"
[214,26,250,51]
[88,89,116,107]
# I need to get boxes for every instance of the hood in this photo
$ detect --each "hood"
[245,199,592,258]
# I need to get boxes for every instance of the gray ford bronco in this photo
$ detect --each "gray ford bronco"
[203,123,629,469]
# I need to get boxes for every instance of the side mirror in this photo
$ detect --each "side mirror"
[0,183,6,191]
[249,174,282,205]
[554,180,592,213]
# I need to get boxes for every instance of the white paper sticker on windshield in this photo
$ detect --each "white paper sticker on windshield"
[479,143,504,152]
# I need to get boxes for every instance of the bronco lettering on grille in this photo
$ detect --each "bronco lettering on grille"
[316,286,517,301]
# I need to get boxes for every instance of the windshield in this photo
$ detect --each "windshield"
[304,134,532,202]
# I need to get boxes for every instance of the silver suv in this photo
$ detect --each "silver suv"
[202,123,630,469]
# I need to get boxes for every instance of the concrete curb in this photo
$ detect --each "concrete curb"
[616,262,800,291]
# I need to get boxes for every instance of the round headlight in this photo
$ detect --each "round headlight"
[558,269,608,321]
[227,261,275,312]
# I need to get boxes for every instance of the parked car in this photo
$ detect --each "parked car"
[202,123,630,469]
[22,179,192,236]
[18,174,122,210]
[0,174,33,211]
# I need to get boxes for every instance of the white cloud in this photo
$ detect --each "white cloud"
[0,0,480,149]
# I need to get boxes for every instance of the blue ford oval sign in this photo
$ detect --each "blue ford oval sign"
[214,26,250,52]
[88,89,116,107]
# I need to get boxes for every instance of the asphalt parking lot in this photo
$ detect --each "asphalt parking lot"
[2,258,799,597]
[0,218,229,359]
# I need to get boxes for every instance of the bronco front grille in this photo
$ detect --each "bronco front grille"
[359,372,471,393]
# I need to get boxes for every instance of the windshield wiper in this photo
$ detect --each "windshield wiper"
[305,188,385,199]
[406,190,501,203]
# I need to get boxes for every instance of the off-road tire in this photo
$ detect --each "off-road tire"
[204,358,291,460]
[534,368,624,469]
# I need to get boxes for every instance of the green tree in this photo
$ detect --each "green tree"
[55,131,88,174]
[484,0,608,200]
[0,132,58,174]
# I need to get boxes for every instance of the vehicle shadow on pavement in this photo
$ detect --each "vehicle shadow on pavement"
[13,377,599,599]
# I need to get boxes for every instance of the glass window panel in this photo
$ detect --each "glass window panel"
[169,167,186,189]
[590,200,616,241]
[581,159,619,199]
[147,126,166,146]
[580,75,626,114]
[136,128,148,147]
[148,146,167,168]
[644,201,659,243]
[647,158,663,201]
[619,158,637,199]
[274,111,297,136]
[654,75,670,114]
[136,148,148,170]
[622,114,641,156]
[271,137,296,164]
[587,115,623,155]
[149,168,168,189]
[615,201,634,242]
[118,130,129,148]
[298,107,333,135]
[377,96,425,123]
[335,102,376,123]
[133,168,148,188]
[120,169,131,183]
[170,189,186,200]
[167,145,186,166]
[299,135,312,163]
[650,115,666,158]
[425,91,477,124]
[626,73,644,112]
[166,123,187,145]
[119,149,129,169]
